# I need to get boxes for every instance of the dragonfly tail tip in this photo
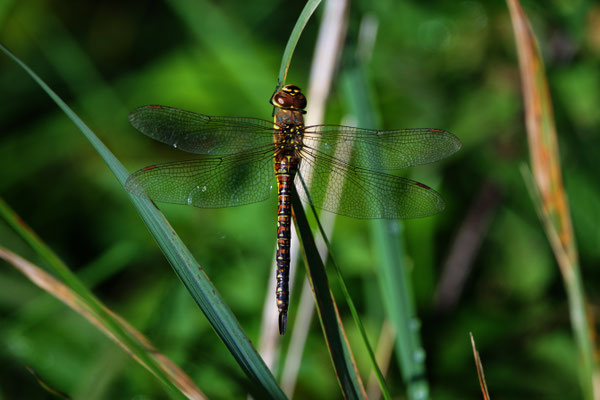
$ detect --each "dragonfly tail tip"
[279,312,287,335]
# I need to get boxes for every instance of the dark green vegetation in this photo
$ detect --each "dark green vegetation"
[1,0,599,399]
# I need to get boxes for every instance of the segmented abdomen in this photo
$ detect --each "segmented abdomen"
[274,152,299,335]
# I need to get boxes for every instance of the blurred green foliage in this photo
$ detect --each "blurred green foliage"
[1,0,599,398]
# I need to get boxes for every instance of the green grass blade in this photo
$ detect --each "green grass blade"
[340,58,429,399]
[277,0,322,86]
[291,186,367,399]
[0,42,286,400]
[371,220,428,399]
[300,185,391,400]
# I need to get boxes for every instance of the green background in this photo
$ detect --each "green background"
[1,0,599,398]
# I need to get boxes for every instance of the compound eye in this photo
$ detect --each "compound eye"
[272,92,293,108]
[293,94,307,110]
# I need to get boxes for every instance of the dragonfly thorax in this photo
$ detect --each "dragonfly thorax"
[276,123,304,152]
[274,98,305,153]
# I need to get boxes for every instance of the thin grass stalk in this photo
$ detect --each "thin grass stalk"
[291,185,367,399]
[290,7,392,395]
[339,26,429,399]
[367,322,395,400]
[277,0,322,87]
[280,278,315,396]
[470,333,490,400]
[369,219,428,400]
[303,188,391,400]
[278,0,349,395]
[506,1,600,398]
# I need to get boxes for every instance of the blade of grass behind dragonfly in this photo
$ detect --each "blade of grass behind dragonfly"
[298,175,392,400]
[506,1,599,399]
[0,43,286,400]
[277,0,322,87]
[340,55,429,399]
[280,0,351,395]
[290,185,367,399]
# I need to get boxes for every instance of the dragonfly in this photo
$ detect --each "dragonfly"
[125,84,461,334]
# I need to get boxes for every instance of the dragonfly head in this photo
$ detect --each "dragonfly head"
[270,84,307,114]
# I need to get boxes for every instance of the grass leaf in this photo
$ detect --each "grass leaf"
[340,53,429,399]
[277,0,322,86]
[506,1,599,398]
[0,42,286,400]
[291,186,367,399]
[470,333,491,400]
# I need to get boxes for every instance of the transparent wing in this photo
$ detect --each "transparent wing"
[303,125,461,170]
[126,146,276,208]
[129,105,277,155]
[297,148,444,219]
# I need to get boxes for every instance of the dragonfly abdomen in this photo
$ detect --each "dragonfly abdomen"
[274,152,300,335]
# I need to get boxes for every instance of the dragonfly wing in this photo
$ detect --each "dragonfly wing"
[129,105,276,155]
[126,147,276,208]
[303,125,461,170]
[297,149,444,219]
